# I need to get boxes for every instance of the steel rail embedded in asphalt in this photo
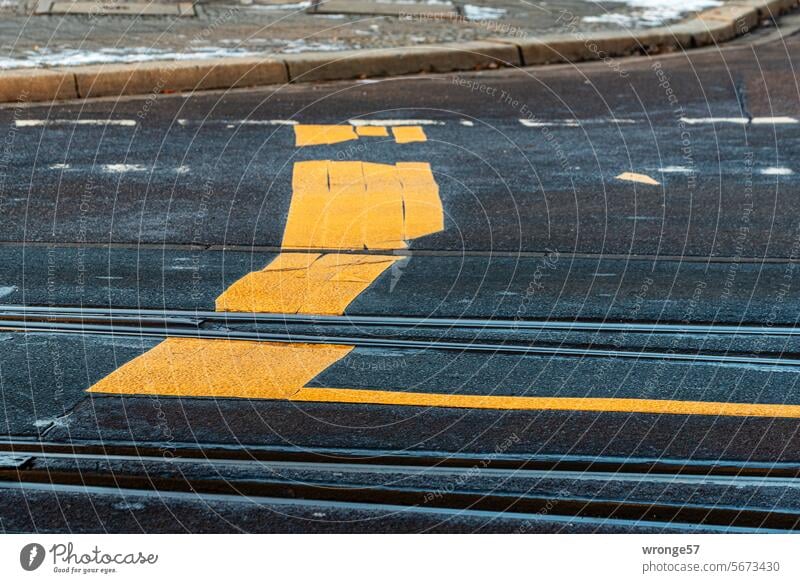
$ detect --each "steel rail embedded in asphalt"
[0,317,799,368]
[2,304,799,336]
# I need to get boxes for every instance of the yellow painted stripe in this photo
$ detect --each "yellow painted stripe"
[292,387,800,419]
[216,252,400,314]
[392,126,427,143]
[88,338,353,399]
[356,126,388,137]
[294,124,358,146]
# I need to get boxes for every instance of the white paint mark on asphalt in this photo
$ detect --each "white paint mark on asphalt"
[626,216,662,221]
[761,167,794,176]
[102,164,147,173]
[659,165,694,174]
[459,120,475,127]
[33,416,70,429]
[48,163,71,170]
[0,286,17,299]
[95,276,124,280]
[751,117,799,125]
[519,118,636,127]
[679,117,799,125]
[176,165,190,175]
[16,119,137,127]
[520,119,580,128]
[348,119,445,127]
[592,273,617,277]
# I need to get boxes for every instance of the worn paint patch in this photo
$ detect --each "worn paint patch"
[282,160,442,250]
[294,124,358,146]
[355,126,389,137]
[616,172,660,185]
[392,126,427,143]
[216,252,399,314]
[88,338,353,398]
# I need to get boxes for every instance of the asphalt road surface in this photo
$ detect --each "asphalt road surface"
[2,18,800,533]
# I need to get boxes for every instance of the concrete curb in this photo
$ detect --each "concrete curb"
[0,0,797,103]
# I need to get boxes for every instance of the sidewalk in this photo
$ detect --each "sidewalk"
[1,0,732,68]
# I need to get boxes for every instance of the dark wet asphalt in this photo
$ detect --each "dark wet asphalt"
[2,27,800,532]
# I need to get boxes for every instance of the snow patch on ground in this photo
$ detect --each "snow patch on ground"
[582,0,722,28]
[0,46,265,69]
[463,4,506,20]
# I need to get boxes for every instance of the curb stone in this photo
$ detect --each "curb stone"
[0,0,797,103]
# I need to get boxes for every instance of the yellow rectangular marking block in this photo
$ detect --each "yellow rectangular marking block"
[397,162,444,239]
[294,124,358,146]
[282,160,442,251]
[392,126,427,143]
[88,338,353,398]
[88,334,800,419]
[216,252,400,315]
[355,126,389,137]
[363,162,406,249]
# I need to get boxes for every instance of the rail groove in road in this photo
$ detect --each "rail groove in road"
[2,439,799,532]
[4,439,800,478]
[3,304,799,336]
[1,305,799,369]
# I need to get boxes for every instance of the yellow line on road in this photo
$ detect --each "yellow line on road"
[292,388,800,418]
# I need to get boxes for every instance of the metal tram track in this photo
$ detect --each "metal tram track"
[0,305,799,368]
[1,438,800,531]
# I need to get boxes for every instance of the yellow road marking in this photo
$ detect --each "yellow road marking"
[88,156,443,397]
[293,388,800,418]
[294,124,358,146]
[392,126,427,143]
[398,162,444,239]
[89,339,352,398]
[295,124,423,146]
[216,253,400,314]
[281,160,441,250]
[616,171,660,185]
[356,126,389,137]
